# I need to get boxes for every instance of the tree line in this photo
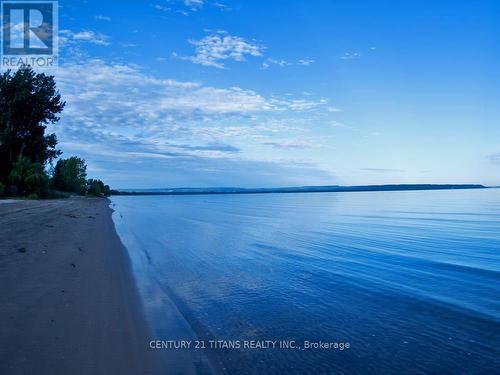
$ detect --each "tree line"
[0,67,110,199]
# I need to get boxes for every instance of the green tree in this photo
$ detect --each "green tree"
[86,179,111,197]
[0,67,65,181]
[52,156,87,194]
[8,156,49,197]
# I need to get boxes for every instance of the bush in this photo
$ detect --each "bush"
[8,156,49,197]
[0,181,5,197]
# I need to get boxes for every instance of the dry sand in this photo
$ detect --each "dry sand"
[0,197,160,374]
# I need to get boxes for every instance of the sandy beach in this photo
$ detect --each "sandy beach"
[0,198,160,375]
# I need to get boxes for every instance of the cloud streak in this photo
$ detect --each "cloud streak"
[262,139,316,150]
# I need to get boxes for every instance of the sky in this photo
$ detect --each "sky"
[44,0,500,188]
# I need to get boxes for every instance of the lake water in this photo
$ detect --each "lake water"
[111,189,500,374]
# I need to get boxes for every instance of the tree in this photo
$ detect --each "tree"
[8,156,48,197]
[52,156,87,194]
[87,179,111,197]
[0,67,113,199]
[0,67,65,181]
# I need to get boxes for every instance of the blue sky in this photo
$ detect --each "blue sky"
[49,0,499,188]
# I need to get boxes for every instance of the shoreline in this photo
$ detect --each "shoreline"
[0,197,160,374]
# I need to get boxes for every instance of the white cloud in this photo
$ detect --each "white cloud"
[55,61,266,122]
[155,0,230,15]
[51,59,327,148]
[327,107,342,112]
[60,29,110,46]
[41,44,331,186]
[262,57,315,69]
[261,58,291,69]
[267,58,290,67]
[35,25,336,186]
[94,15,111,21]
[154,4,171,12]
[297,58,314,66]
[176,31,264,68]
[213,2,231,11]
[184,0,204,10]
[340,52,361,60]
[272,98,326,111]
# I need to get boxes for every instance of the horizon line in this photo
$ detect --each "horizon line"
[115,183,493,191]
[112,183,491,196]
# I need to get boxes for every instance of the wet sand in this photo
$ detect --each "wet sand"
[0,197,160,375]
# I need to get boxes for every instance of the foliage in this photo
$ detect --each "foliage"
[0,67,65,181]
[0,67,112,200]
[51,156,87,194]
[8,156,49,197]
[86,179,111,197]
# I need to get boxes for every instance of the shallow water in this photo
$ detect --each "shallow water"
[111,189,500,374]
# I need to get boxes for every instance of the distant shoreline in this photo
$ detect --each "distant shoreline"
[113,184,487,196]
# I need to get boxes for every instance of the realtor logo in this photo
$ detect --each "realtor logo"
[1,0,58,68]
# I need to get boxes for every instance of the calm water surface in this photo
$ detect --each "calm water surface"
[111,189,500,374]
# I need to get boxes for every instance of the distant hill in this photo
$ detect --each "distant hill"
[112,184,486,196]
